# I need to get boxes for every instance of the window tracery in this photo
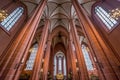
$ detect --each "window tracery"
[1,7,24,31]
[25,43,38,70]
[54,51,66,76]
[81,44,93,70]
[95,6,117,30]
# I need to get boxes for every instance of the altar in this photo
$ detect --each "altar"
[56,74,64,80]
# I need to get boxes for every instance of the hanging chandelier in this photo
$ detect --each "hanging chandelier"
[109,8,120,20]
[0,10,8,22]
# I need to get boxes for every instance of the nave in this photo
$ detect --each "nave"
[0,0,120,80]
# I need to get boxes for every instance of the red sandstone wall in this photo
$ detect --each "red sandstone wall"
[0,1,27,55]
[0,0,12,8]
[91,0,120,58]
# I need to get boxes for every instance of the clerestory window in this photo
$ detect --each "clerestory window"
[82,44,93,70]
[95,6,117,30]
[25,43,38,70]
[0,7,24,31]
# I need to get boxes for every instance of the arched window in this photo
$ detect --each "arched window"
[58,56,62,73]
[25,43,38,70]
[54,51,67,76]
[1,7,24,31]
[95,6,117,30]
[81,44,93,70]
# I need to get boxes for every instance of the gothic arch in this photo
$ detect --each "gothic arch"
[51,25,69,39]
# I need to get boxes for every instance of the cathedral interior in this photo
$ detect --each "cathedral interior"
[0,0,120,80]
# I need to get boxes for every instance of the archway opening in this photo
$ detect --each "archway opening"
[54,51,67,79]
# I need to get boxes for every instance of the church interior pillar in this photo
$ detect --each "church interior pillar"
[42,34,52,80]
[68,33,79,80]
[70,19,89,80]
[72,0,120,79]
[0,0,47,80]
[31,19,50,80]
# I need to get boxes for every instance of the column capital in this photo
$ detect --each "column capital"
[47,33,52,42]
[68,32,73,42]
[69,18,75,22]
[44,18,50,21]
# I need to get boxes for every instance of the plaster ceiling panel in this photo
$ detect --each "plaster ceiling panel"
[78,0,92,4]
[47,2,58,17]
[22,2,36,15]
[21,0,41,4]
[51,14,67,19]
[48,0,70,4]
[82,1,96,15]
[50,19,58,30]
[53,20,66,29]
[34,0,41,3]
[50,6,68,18]
[61,19,69,29]
[43,6,50,18]
[62,2,72,17]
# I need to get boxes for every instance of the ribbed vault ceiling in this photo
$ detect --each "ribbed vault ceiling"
[21,0,96,31]
[45,0,72,31]
[20,0,96,47]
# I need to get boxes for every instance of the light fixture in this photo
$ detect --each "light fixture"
[56,74,64,79]
[42,59,44,62]
[0,10,8,22]
[109,8,120,20]
[29,48,33,52]
[86,47,89,52]
[76,67,79,71]
[40,69,43,72]
[75,59,78,63]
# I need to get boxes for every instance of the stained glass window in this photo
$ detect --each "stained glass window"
[95,6,117,30]
[82,45,93,70]
[54,51,66,76]
[58,57,62,73]
[1,7,24,31]
[25,43,38,70]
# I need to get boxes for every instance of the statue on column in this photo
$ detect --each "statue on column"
[47,71,52,80]
[68,70,72,80]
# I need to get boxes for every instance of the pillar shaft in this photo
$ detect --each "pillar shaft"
[31,19,50,80]
[66,48,72,73]
[43,34,52,80]
[0,0,47,80]
[68,33,79,80]
[70,19,89,80]
[57,57,59,74]
[72,0,120,79]
[62,57,64,74]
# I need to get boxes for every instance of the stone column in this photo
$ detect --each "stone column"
[50,46,54,78]
[62,57,64,74]
[0,0,47,80]
[68,33,79,80]
[42,34,52,80]
[57,57,59,74]
[31,19,50,80]
[69,20,89,80]
[66,48,72,73]
[72,0,120,79]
